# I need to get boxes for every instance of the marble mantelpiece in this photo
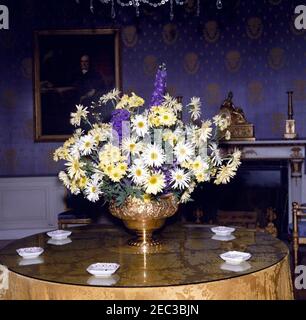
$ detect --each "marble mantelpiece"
[223,139,306,225]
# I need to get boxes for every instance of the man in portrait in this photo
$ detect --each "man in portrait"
[73,54,104,105]
[36,30,120,139]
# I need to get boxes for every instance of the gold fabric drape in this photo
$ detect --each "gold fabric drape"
[3,254,293,300]
[0,265,9,300]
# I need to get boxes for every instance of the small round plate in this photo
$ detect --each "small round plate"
[16,247,44,259]
[220,251,251,265]
[47,230,72,240]
[211,226,235,237]
[86,263,120,277]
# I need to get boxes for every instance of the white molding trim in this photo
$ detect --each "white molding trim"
[0,228,55,240]
[0,176,65,240]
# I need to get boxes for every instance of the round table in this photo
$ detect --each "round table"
[0,224,293,300]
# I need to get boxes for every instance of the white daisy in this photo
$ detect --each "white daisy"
[225,130,231,140]
[100,143,122,163]
[143,171,166,195]
[180,182,196,204]
[143,144,165,168]
[91,171,105,184]
[69,140,81,160]
[195,171,210,183]
[163,93,177,108]
[210,143,222,166]
[170,168,190,190]
[213,114,230,130]
[122,136,142,156]
[188,97,201,121]
[89,127,108,144]
[79,135,96,156]
[159,109,177,127]
[191,156,209,173]
[132,158,146,167]
[99,89,120,104]
[70,114,81,127]
[131,114,149,137]
[186,124,199,146]
[162,129,180,147]
[128,92,145,108]
[69,181,81,195]
[65,157,86,180]
[180,191,191,204]
[199,120,213,142]
[190,128,201,147]
[163,93,182,114]
[53,146,69,162]
[174,142,194,163]
[85,180,102,202]
[58,171,70,188]
[73,128,84,138]
[129,163,149,185]
[214,164,237,185]
[228,148,242,169]
[70,104,89,127]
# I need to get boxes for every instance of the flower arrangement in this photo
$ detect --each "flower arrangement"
[54,64,241,207]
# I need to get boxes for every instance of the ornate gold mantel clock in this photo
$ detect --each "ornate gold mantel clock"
[219,92,255,141]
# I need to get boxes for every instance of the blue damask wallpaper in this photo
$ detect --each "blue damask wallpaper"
[0,0,305,176]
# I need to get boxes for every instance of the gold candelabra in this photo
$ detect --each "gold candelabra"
[284,91,297,139]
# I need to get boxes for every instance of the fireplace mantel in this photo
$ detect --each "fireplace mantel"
[224,139,306,158]
[222,139,306,225]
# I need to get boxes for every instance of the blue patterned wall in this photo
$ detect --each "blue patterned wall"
[0,0,305,176]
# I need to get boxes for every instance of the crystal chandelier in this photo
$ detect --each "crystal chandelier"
[76,0,223,20]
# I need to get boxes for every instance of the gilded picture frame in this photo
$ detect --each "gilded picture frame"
[34,29,121,142]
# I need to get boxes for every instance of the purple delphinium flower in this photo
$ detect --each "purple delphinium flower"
[150,63,167,108]
[162,169,172,193]
[154,162,177,195]
[111,109,130,143]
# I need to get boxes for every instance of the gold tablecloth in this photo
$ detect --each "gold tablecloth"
[2,254,292,300]
[0,224,293,300]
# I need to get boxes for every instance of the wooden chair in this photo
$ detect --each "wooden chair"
[217,210,257,230]
[58,212,92,229]
[292,202,306,266]
[58,192,97,229]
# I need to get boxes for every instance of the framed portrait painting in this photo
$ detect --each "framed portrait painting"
[34,29,121,141]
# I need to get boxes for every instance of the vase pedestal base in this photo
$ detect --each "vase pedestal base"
[127,233,162,248]
[123,218,166,250]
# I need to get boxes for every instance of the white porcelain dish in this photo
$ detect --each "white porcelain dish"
[86,263,120,277]
[47,238,72,246]
[47,230,72,240]
[220,262,251,272]
[220,251,251,265]
[16,247,44,259]
[211,226,235,237]
[212,234,236,242]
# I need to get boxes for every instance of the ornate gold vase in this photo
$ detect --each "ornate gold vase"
[109,194,178,248]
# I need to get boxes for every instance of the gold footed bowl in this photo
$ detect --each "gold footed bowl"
[109,194,178,249]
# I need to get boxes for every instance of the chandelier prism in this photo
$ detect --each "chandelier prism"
[76,0,223,19]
